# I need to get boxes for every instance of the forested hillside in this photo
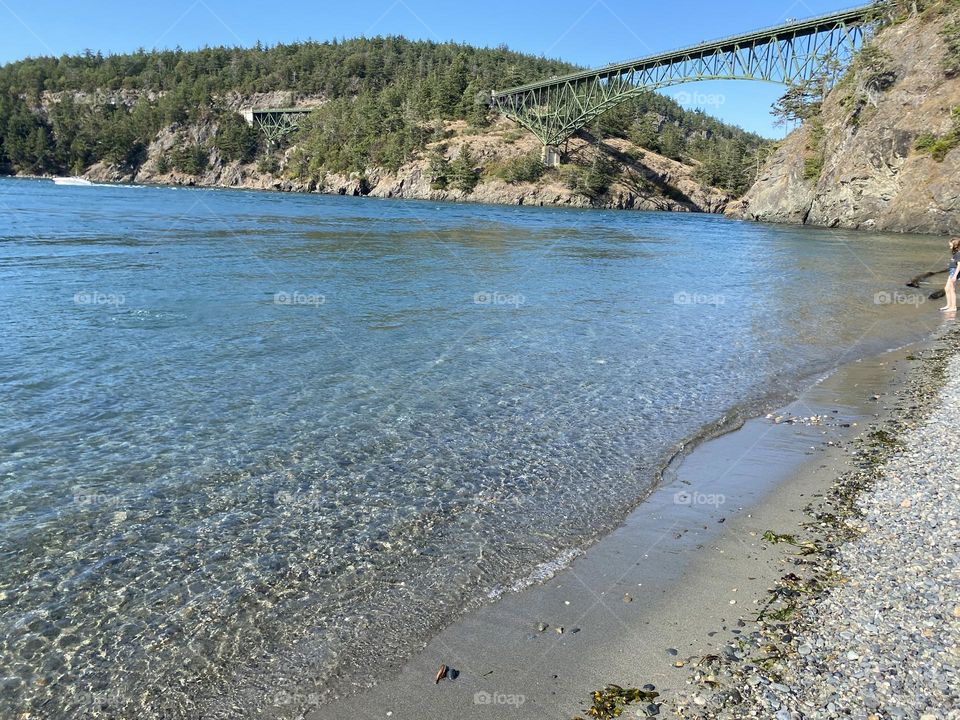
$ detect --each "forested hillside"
[0,36,769,201]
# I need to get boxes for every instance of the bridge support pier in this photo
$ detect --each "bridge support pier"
[541,145,561,168]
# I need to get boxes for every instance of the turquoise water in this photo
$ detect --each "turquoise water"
[0,177,946,718]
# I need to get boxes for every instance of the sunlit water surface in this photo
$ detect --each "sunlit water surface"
[0,177,946,718]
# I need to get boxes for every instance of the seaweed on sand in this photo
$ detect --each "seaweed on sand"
[572,684,659,719]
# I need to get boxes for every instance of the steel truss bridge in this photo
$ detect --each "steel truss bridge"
[241,107,313,146]
[490,3,877,164]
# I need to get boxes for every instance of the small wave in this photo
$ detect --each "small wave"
[486,547,583,600]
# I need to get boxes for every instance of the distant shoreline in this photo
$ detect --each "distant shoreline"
[8,173,954,237]
[3,167,727,215]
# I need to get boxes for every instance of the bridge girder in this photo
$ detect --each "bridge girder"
[242,108,313,146]
[490,5,874,149]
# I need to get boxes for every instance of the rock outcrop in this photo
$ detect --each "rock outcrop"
[82,115,730,213]
[728,5,960,235]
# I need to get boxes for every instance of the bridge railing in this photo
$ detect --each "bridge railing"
[492,2,876,98]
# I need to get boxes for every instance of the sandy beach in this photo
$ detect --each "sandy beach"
[306,327,958,720]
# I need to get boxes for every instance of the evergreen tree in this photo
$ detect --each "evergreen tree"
[450,143,479,192]
[427,146,451,189]
[214,112,259,163]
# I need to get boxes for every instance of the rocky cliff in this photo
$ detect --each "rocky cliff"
[82,115,730,213]
[727,3,960,235]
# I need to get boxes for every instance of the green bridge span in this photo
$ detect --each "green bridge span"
[490,3,877,165]
[243,4,879,162]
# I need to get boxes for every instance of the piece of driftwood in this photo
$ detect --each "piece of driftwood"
[906,268,948,288]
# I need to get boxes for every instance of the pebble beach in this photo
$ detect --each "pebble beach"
[673,334,960,720]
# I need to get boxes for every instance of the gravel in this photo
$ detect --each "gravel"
[672,337,960,719]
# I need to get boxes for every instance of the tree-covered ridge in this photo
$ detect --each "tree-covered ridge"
[0,36,769,197]
[0,38,575,104]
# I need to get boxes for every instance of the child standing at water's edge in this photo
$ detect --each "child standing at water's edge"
[942,237,960,312]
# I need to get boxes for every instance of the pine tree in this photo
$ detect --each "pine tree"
[450,143,479,193]
[427,146,451,189]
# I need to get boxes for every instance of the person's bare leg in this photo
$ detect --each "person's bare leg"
[941,279,957,311]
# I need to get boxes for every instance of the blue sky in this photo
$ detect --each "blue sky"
[0,0,855,137]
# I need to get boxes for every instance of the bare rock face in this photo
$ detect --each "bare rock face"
[81,104,730,213]
[729,7,960,235]
[726,125,817,224]
[360,125,730,211]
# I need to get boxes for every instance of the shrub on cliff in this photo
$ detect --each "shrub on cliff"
[171,143,209,175]
[857,46,898,98]
[214,114,259,164]
[943,18,960,77]
[562,151,617,200]
[494,152,546,184]
[914,107,960,161]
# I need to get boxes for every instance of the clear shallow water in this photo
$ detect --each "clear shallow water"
[0,177,946,718]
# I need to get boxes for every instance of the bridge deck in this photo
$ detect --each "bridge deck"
[492,2,876,97]
[248,107,314,115]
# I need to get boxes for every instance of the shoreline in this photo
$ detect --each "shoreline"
[304,326,955,720]
[4,171,724,214]
[6,174,956,237]
[671,328,960,719]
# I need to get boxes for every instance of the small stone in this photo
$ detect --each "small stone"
[556,627,564,634]
[673,660,685,667]
[624,594,634,603]
[537,623,548,632]
[666,648,678,656]
[798,644,812,656]
[645,702,660,716]
[900,499,912,508]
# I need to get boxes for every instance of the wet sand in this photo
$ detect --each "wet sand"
[306,343,928,720]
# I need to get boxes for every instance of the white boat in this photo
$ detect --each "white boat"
[52,177,94,186]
